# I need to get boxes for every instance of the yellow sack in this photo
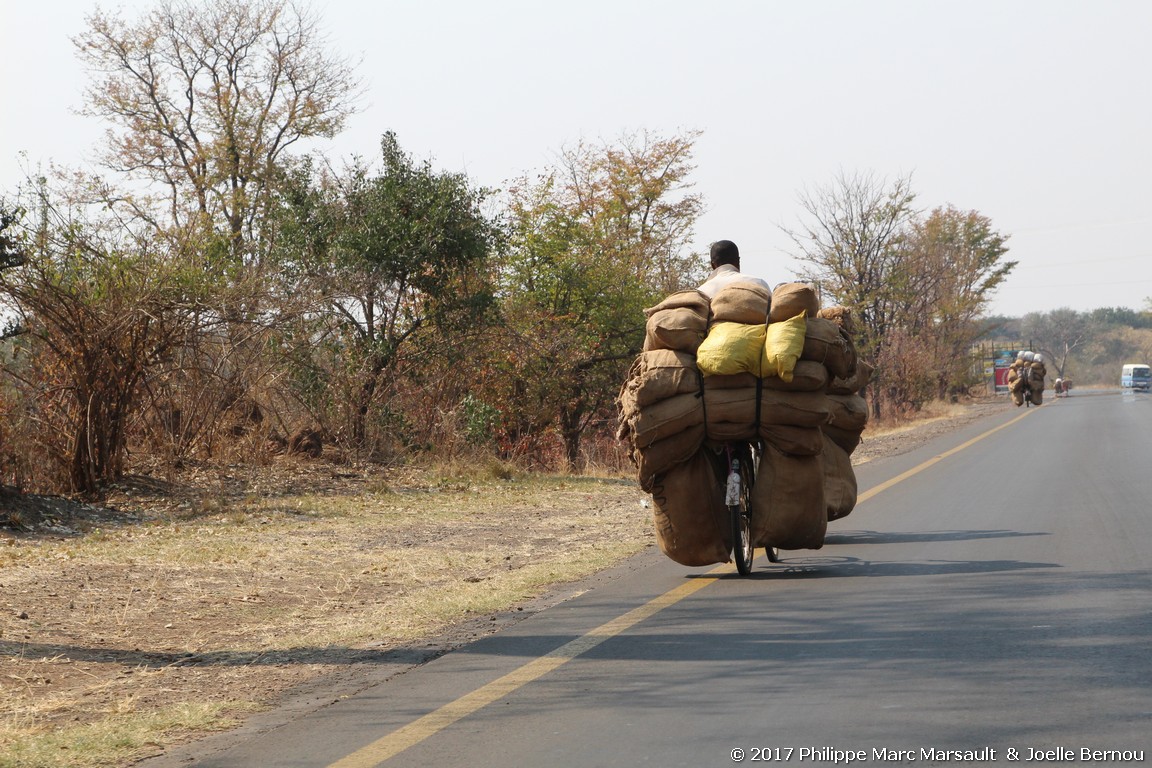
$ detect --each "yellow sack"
[696,322,767,377]
[763,312,807,382]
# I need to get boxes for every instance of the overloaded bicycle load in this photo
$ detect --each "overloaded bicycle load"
[616,281,873,566]
[1006,352,1046,406]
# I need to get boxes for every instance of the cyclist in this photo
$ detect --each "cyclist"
[697,239,777,572]
[697,240,771,298]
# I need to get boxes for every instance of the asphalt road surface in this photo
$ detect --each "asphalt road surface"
[145,389,1152,767]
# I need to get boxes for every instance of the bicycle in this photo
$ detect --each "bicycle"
[722,440,780,575]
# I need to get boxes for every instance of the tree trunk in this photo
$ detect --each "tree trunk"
[559,405,583,473]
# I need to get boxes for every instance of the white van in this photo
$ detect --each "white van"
[1121,363,1151,391]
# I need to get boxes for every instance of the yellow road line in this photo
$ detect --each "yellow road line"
[856,407,1033,505]
[329,406,1032,767]
[327,569,729,767]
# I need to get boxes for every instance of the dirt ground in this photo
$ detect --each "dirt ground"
[0,396,1012,766]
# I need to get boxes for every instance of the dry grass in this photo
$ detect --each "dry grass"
[0,467,651,768]
[860,399,972,438]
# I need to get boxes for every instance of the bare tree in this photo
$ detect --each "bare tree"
[1023,308,1095,380]
[0,194,203,494]
[785,171,918,416]
[74,0,360,263]
[787,174,1015,414]
[69,0,362,468]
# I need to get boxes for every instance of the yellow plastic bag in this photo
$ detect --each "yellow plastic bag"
[696,322,767,377]
[763,312,807,382]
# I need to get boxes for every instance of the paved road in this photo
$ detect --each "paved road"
[145,390,1152,767]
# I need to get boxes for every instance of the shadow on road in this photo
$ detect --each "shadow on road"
[705,554,1061,581]
[823,528,1048,545]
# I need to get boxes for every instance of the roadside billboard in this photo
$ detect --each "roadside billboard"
[993,349,1017,392]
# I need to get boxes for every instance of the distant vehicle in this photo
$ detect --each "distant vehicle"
[1120,363,1151,391]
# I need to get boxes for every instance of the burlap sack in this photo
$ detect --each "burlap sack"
[1008,361,1033,389]
[697,322,767,376]
[710,281,772,325]
[763,313,806,381]
[649,449,730,566]
[643,307,708,353]
[822,423,863,454]
[826,393,869,431]
[701,424,823,454]
[629,392,704,448]
[616,388,638,442]
[760,389,833,427]
[644,289,711,319]
[760,423,824,456]
[769,282,820,323]
[703,372,759,390]
[702,387,831,430]
[761,360,829,393]
[1029,362,1046,390]
[615,355,643,443]
[801,317,854,379]
[634,424,707,492]
[1030,388,1043,405]
[821,433,857,521]
[705,420,759,442]
[701,387,758,431]
[829,359,874,395]
[749,445,826,550]
[629,349,701,407]
[817,305,856,334]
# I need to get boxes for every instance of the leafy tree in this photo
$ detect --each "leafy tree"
[554,130,706,296]
[1089,306,1152,330]
[0,208,25,272]
[1,208,27,340]
[901,206,1014,399]
[273,133,499,453]
[491,130,706,469]
[74,0,360,263]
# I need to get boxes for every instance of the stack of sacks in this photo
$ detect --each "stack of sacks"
[1006,351,1046,406]
[615,349,705,490]
[697,281,862,551]
[617,290,709,491]
[817,306,872,521]
[616,281,869,565]
[746,284,852,549]
[1028,355,1046,405]
[616,290,718,565]
[705,282,824,552]
[697,279,830,457]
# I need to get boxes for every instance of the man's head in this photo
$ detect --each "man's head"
[710,240,740,269]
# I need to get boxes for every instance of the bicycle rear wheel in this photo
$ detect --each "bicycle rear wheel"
[727,449,755,575]
[731,502,754,575]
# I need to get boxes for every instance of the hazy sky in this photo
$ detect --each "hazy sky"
[3,0,1150,317]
